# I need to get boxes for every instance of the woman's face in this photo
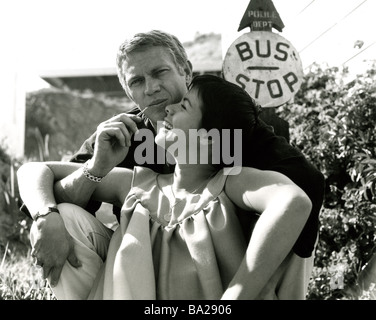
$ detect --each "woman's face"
[155,87,204,147]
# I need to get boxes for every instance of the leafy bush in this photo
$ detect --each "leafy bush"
[278,62,376,299]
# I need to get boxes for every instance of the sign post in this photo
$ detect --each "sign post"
[223,0,303,140]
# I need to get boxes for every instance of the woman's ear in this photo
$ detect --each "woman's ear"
[197,131,213,146]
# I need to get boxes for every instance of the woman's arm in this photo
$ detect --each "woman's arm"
[222,167,312,299]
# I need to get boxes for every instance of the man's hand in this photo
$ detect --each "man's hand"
[100,113,141,147]
[30,213,81,287]
[90,113,142,175]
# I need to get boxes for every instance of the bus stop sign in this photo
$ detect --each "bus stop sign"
[223,31,303,108]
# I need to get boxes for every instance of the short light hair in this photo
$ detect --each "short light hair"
[116,30,190,92]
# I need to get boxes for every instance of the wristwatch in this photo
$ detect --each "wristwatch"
[33,206,60,221]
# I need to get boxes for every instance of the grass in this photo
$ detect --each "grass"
[0,245,55,300]
[1,242,376,300]
[0,206,116,301]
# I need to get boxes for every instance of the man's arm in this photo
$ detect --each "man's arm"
[18,159,133,286]
[69,108,142,163]
[18,114,138,286]
[17,162,82,286]
[222,167,312,299]
[57,112,141,210]
[53,162,106,208]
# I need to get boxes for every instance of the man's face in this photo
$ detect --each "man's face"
[122,46,190,127]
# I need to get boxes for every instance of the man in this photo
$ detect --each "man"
[24,30,325,297]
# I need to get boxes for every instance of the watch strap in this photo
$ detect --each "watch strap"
[34,206,60,221]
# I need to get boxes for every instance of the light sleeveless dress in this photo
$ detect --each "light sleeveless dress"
[88,166,248,299]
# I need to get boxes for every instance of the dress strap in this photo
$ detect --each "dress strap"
[206,166,242,198]
[131,166,159,193]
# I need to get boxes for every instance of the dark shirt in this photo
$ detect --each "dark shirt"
[242,122,325,258]
[70,108,324,258]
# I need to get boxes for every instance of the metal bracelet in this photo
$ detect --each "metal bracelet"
[82,161,103,183]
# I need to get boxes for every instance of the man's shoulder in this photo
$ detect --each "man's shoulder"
[247,122,301,165]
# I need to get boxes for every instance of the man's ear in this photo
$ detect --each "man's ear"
[185,60,193,83]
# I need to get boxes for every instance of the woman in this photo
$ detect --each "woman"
[18,75,312,299]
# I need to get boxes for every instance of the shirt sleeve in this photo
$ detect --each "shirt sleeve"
[69,132,96,163]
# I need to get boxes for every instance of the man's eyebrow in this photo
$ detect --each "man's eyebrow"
[127,65,169,84]
[151,65,171,75]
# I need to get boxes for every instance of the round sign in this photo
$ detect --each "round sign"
[223,31,303,108]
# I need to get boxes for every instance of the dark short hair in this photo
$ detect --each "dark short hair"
[189,74,261,133]
[189,75,262,170]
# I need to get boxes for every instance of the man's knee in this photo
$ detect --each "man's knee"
[57,203,93,223]
[57,203,113,260]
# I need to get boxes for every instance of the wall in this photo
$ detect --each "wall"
[0,71,25,159]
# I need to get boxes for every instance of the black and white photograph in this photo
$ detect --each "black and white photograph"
[1,0,376,309]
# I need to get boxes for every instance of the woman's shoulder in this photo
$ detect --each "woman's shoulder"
[208,167,258,196]
[131,166,160,190]
[224,166,260,185]
[225,166,293,190]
